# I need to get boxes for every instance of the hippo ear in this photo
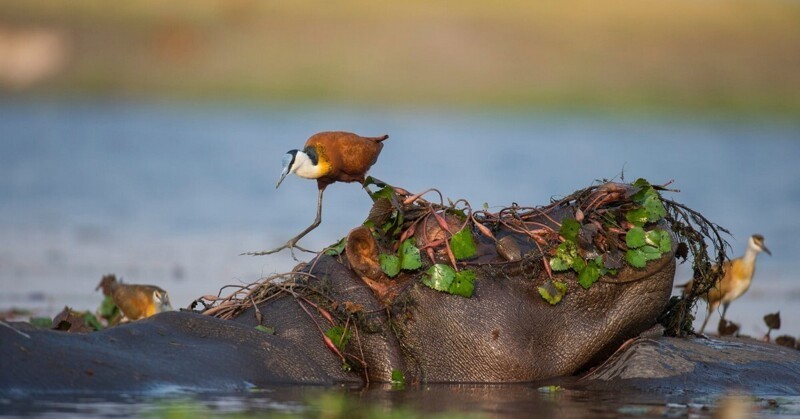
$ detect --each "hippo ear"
[345,226,383,280]
[346,226,403,301]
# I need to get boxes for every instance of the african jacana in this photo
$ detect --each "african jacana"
[678,234,771,334]
[247,131,389,256]
[96,274,173,322]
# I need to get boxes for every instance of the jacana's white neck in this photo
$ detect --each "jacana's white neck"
[292,151,324,179]
[742,238,761,264]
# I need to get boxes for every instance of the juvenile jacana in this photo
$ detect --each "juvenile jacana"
[247,131,389,256]
[96,274,173,322]
[678,234,771,334]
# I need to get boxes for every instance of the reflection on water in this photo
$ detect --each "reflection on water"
[2,384,799,417]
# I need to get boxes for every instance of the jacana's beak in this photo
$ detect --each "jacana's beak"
[276,165,290,188]
[762,244,772,256]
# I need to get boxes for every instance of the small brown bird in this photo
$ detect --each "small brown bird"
[96,274,173,322]
[678,234,771,333]
[248,131,389,256]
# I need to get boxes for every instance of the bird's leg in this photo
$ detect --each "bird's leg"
[720,302,730,321]
[243,188,324,258]
[699,298,720,334]
[699,308,712,334]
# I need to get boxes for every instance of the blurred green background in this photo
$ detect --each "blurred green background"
[2,0,800,115]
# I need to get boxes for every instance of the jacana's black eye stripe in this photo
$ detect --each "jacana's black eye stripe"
[304,146,319,165]
[286,150,298,168]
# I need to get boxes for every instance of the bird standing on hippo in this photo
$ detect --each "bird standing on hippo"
[96,274,172,322]
[246,131,388,256]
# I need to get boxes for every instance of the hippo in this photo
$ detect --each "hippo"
[1,181,692,393]
[0,252,675,393]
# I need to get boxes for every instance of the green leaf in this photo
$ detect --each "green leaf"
[254,325,275,334]
[324,237,347,256]
[625,248,647,268]
[379,254,401,277]
[381,209,404,235]
[577,262,601,289]
[549,257,571,272]
[538,280,568,305]
[325,326,351,351]
[555,241,578,265]
[82,312,103,331]
[391,368,406,390]
[449,269,476,298]
[98,295,119,319]
[626,226,646,248]
[642,192,667,222]
[559,218,581,242]
[399,238,422,270]
[626,245,663,268]
[362,175,384,188]
[370,185,394,202]
[572,255,587,273]
[626,207,649,227]
[657,231,672,253]
[391,369,406,385]
[645,229,671,250]
[641,245,663,261]
[29,317,52,328]
[630,178,652,201]
[422,264,456,292]
[450,227,477,260]
[629,179,667,223]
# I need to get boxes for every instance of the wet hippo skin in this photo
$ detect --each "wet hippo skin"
[0,311,359,395]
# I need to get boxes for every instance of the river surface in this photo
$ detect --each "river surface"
[1,100,799,416]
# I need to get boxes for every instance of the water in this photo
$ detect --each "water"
[2,384,798,417]
[0,100,799,414]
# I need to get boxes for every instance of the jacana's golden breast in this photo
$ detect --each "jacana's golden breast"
[314,144,332,175]
[728,258,754,281]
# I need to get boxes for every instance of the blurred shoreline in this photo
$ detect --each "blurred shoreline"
[1,0,799,116]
